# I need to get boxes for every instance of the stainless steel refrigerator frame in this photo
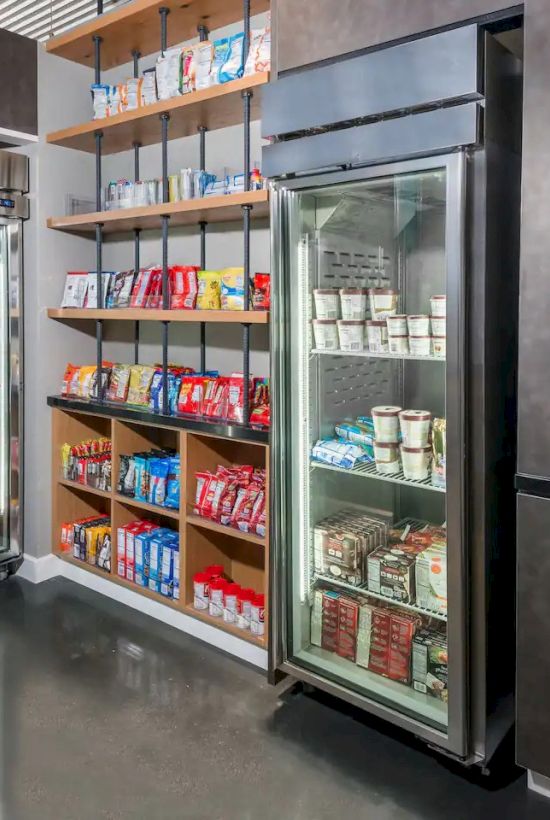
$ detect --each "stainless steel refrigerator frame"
[270,154,469,758]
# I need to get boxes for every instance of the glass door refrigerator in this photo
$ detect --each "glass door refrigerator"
[265,26,521,765]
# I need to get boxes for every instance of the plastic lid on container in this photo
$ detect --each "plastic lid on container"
[408,336,431,340]
[238,587,255,602]
[374,441,400,449]
[372,405,402,416]
[368,288,397,295]
[224,583,240,598]
[313,319,337,325]
[193,572,210,584]
[252,593,265,607]
[337,319,364,326]
[339,287,367,294]
[432,335,446,339]
[399,409,432,421]
[205,564,224,579]
[366,320,386,327]
[401,445,432,453]
[209,577,229,591]
[388,335,408,339]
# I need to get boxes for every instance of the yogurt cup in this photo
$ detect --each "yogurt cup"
[407,314,430,336]
[366,320,389,353]
[432,336,446,358]
[313,288,339,320]
[401,445,432,481]
[368,288,398,319]
[386,314,408,336]
[372,406,402,443]
[430,295,446,317]
[374,441,401,475]
[409,336,432,357]
[430,316,446,336]
[337,320,365,352]
[389,335,409,355]
[340,288,367,321]
[312,319,338,351]
[399,410,432,448]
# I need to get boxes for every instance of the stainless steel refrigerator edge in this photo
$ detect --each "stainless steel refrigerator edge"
[267,26,522,764]
[0,150,28,580]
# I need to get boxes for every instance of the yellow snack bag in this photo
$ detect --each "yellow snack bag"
[197,270,221,310]
[78,366,96,398]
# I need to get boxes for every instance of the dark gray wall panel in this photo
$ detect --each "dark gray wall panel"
[516,494,550,772]
[0,28,37,136]
[274,0,515,73]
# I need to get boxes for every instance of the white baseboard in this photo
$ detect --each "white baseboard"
[528,771,550,799]
[18,553,61,584]
[19,554,267,670]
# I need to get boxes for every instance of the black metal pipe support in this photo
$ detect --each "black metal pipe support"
[132,49,141,79]
[243,0,251,74]
[198,24,209,42]
[243,323,251,425]
[97,0,104,14]
[160,7,169,55]
[243,91,252,190]
[93,35,102,84]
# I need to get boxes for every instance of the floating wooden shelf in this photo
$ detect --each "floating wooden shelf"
[113,494,180,520]
[45,0,270,71]
[47,74,269,155]
[183,604,266,646]
[58,477,111,499]
[186,514,265,546]
[47,190,269,237]
[47,308,269,324]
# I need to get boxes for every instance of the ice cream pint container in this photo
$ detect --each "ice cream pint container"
[432,336,446,358]
[372,406,402,443]
[386,315,408,336]
[430,316,446,336]
[340,288,367,320]
[407,315,430,336]
[312,319,338,351]
[401,445,432,480]
[409,336,432,357]
[374,441,401,475]
[430,295,446,317]
[337,320,365,352]
[368,288,398,319]
[399,410,432,448]
[389,335,409,355]
[313,288,339,320]
[366,320,389,352]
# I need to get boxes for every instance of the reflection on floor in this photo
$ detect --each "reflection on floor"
[0,576,546,820]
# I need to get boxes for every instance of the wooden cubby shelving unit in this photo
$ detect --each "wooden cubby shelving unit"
[52,406,269,646]
[46,0,272,652]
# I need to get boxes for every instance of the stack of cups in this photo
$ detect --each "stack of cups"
[338,287,367,351]
[399,410,432,480]
[386,314,409,354]
[312,289,340,350]
[407,314,431,356]
[366,288,398,353]
[372,406,401,474]
[430,295,446,358]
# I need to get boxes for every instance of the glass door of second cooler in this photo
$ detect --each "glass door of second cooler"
[273,154,467,755]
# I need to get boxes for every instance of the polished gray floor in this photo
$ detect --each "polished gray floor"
[0,576,548,820]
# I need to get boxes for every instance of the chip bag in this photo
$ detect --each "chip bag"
[197,270,221,310]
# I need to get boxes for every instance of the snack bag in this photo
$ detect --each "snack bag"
[170,265,198,309]
[108,270,136,308]
[90,363,112,400]
[210,38,230,85]
[91,83,110,119]
[221,267,245,311]
[146,267,163,308]
[164,456,180,509]
[197,270,221,310]
[85,271,113,309]
[178,375,208,416]
[156,47,182,100]
[108,84,125,116]
[219,33,245,83]
[142,68,158,105]
[61,272,89,308]
[134,454,150,502]
[78,365,96,399]
[130,267,153,307]
[252,272,270,310]
[148,458,170,506]
[244,23,271,76]
[194,41,213,90]
[181,47,195,93]
[127,365,155,406]
[202,377,229,419]
[62,364,79,396]
[227,374,253,424]
[126,77,144,110]
[107,363,131,402]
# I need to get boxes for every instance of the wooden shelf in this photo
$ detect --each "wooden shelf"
[114,493,180,520]
[184,604,266,646]
[47,308,269,324]
[45,0,270,71]
[47,74,269,155]
[187,513,265,546]
[58,478,111,499]
[47,190,269,236]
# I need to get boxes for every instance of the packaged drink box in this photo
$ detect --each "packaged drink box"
[412,628,448,701]
[415,546,447,615]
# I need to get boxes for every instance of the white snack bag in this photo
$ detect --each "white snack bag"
[91,84,110,119]
[126,77,143,110]
[61,272,89,308]
[142,68,158,105]
[194,41,213,90]
[156,48,182,100]
[244,24,271,75]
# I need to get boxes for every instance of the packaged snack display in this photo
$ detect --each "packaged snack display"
[85,271,114,308]
[61,272,89,308]
[91,83,110,119]
[181,47,195,93]
[170,265,199,309]
[117,519,179,598]
[252,272,270,310]
[60,515,111,573]
[117,449,179,510]
[193,463,265,536]
[210,38,230,85]
[61,437,112,491]
[219,33,245,83]
[244,21,271,75]
[197,270,222,310]
[220,268,245,311]
[313,509,387,586]
[191,560,264,637]
[156,48,182,100]
[126,77,144,110]
[195,41,213,90]
[127,365,155,406]
[142,68,157,105]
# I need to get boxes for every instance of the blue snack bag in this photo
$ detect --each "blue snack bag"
[148,458,170,506]
[164,455,180,509]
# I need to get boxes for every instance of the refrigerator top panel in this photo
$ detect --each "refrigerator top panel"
[0,151,28,195]
[271,153,467,757]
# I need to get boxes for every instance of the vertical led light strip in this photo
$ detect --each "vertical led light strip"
[297,237,311,603]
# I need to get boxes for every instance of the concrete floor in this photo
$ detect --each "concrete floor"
[0,577,549,820]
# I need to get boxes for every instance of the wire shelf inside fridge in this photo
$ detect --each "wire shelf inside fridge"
[313,573,447,622]
[312,348,446,363]
[310,458,446,493]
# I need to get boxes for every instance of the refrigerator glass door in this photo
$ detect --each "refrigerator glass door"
[272,154,466,755]
[0,221,21,562]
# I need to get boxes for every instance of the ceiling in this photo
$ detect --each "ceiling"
[0,0,124,42]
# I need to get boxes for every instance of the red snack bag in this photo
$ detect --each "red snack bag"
[202,377,229,419]
[62,363,79,396]
[194,471,212,516]
[130,267,153,307]
[234,483,262,532]
[178,375,207,416]
[146,267,163,308]
[227,374,253,424]
[170,265,199,310]
[252,272,270,310]
[250,490,265,533]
